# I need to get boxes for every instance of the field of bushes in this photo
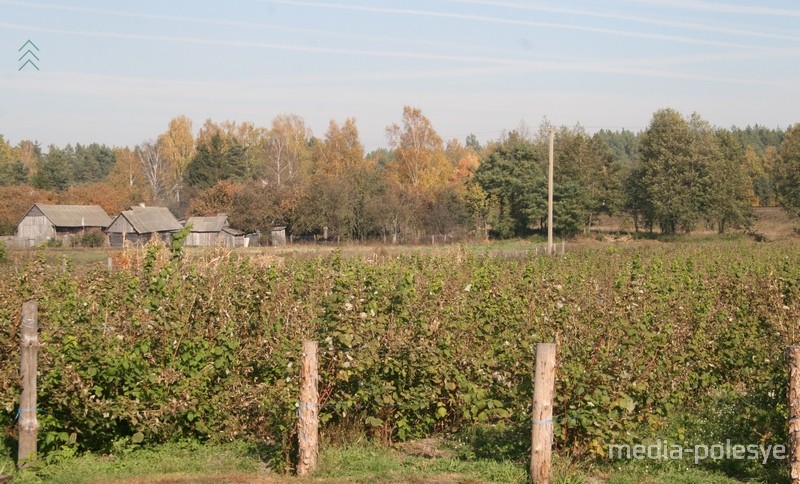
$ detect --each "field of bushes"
[1,237,798,480]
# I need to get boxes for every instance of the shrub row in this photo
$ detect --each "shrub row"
[0,240,797,474]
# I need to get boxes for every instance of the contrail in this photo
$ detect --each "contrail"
[436,0,800,43]
[257,0,756,49]
[0,0,507,55]
[617,0,800,17]
[0,21,545,65]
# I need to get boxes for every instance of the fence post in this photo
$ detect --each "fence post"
[530,343,556,484]
[297,340,319,476]
[18,301,39,468]
[789,346,800,483]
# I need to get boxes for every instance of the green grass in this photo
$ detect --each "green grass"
[316,441,526,483]
[6,440,266,483]
[604,465,747,484]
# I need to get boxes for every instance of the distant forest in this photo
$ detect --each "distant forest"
[1,106,798,240]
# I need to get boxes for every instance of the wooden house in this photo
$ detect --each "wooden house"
[16,203,112,247]
[106,205,182,247]
[184,214,246,247]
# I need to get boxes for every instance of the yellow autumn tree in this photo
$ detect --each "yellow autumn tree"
[157,115,195,203]
[104,147,149,205]
[385,106,452,193]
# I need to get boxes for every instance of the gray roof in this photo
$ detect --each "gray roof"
[185,215,228,233]
[222,226,244,236]
[119,206,182,233]
[33,204,112,228]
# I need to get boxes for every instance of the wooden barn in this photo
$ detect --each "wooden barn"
[106,205,182,247]
[16,203,112,247]
[184,214,247,247]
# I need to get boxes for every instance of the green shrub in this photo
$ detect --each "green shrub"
[0,240,796,479]
[40,237,62,248]
[72,229,106,248]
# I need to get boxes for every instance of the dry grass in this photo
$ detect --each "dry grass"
[750,207,799,239]
[592,207,799,240]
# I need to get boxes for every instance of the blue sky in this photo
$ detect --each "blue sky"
[1,0,799,151]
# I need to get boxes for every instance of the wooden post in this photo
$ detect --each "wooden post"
[547,129,555,256]
[18,301,39,467]
[789,346,800,483]
[530,343,556,484]
[297,340,319,476]
[107,256,113,271]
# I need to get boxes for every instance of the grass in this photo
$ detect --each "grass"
[316,441,526,483]
[6,440,267,484]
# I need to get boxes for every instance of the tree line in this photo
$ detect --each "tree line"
[0,106,798,240]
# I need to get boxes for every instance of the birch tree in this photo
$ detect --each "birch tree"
[136,140,168,203]
[258,114,311,188]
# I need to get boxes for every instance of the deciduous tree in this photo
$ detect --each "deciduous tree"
[60,182,129,216]
[638,109,707,234]
[256,114,311,188]
[775,124,800,215]
[0,185,58,235]
[158,115,195,203]
[386,106,451,192]
[705,130,754,233]
[187,180,242,216]
[136,140,169,203]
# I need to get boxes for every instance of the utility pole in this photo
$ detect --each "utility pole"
[547,128,555,256]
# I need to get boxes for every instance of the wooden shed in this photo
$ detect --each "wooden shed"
[270,226,287,246]
[16,203,112,247]
[184,214,246,247]
[106,205,182,247]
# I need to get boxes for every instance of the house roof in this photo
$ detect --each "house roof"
[185,215,228,233]
[222,226,244,236]
[117,206,182,233]
[31,204,112,228]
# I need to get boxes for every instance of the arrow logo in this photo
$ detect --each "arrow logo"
[18,40,40,71]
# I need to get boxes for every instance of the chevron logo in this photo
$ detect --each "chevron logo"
[18,40,40,71]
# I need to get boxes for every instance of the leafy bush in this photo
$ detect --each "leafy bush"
[71,229,106,248]
[40,237,62,248]
[0,240,797,479]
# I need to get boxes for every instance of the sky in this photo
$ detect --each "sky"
[1,0,799,151]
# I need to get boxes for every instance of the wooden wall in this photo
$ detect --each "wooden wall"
[186,232,220,247]
[16,214,56,247]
